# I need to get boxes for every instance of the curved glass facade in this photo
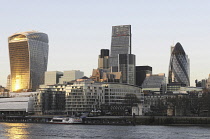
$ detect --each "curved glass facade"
[8,31,49,92]
[168,42,190,86]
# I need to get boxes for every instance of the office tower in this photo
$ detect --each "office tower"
[201,79,207,88]
[119,54,136,85]
[168,42,190,86]
[109,25,131,72]
[59,70,84,84]
[98,49,109,69]
[8,31,49,92]
[195,80,201,87]
[195,79,206,88]
[206,74,210,89]
[6,74,11,91]
[142,73,166,94]
[91,68,122,83]
[44,71,63,85]
[136,66,152,86]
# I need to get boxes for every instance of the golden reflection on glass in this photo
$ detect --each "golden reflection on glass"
[9,32,49,92]
[9,34,27,42]
[13,37,27,41]
[2,123,29,139]
[15,77,21,91]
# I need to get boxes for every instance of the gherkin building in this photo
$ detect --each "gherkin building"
[168,42,190,86]
[8,31,49,92]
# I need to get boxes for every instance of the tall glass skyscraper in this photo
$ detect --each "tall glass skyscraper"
[8,31,49,92]
[119,54,136,85]
[109,25,131,72]
[168,42,190,86]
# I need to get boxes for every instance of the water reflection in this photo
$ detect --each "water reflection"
[2,123,29,139]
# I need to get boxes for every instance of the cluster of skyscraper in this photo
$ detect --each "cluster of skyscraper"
[92,25,136,85]
[0,25,194,117]
[91,25,190,94]
[6,25,190,94]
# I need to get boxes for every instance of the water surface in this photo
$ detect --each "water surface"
[0,123,210,139]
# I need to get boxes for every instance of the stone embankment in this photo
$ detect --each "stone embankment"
[84,116,210,125]
[1,116,210,125]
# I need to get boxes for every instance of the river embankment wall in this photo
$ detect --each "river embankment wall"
[1,116,210,125]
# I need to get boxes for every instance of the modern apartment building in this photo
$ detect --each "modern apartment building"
[66,80,143,114]
[36,79,143,115]
[34,84,66,115]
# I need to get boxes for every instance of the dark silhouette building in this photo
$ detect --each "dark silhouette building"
[136,66,152,86]
[119,54,136,85]
[98,49,109,69]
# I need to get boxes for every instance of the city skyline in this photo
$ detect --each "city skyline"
[1,1,210,86]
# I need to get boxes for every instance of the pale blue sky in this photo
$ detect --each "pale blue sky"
[1,0,210,86]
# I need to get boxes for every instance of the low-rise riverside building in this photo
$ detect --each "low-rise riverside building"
[0,86,9,97]
[35,78,143,116]
[66,80,143,115]
[34,84,66,115]
[0,92,36,116]
[65,79,103,115]
[144,87,203,116]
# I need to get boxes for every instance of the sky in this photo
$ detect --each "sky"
[0,0,210,87]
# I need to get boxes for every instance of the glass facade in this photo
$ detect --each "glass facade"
[168,42,190,86]
[135,66,152,86]
[119,54,136,85]
[110,25,131,72]
[8,31,49,92]
[142,73,166,94]
[98,49,109,69]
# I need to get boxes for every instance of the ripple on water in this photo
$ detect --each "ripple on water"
[0,124,210,139]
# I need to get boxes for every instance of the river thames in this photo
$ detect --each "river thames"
[0,123,210,139]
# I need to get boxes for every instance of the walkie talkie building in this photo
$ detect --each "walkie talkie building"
[109,25,131,72]
[168,42,190,86]
[8,31,49,92]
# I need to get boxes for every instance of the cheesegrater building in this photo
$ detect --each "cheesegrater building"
[168,42,190,86]
[8,31,49,92]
